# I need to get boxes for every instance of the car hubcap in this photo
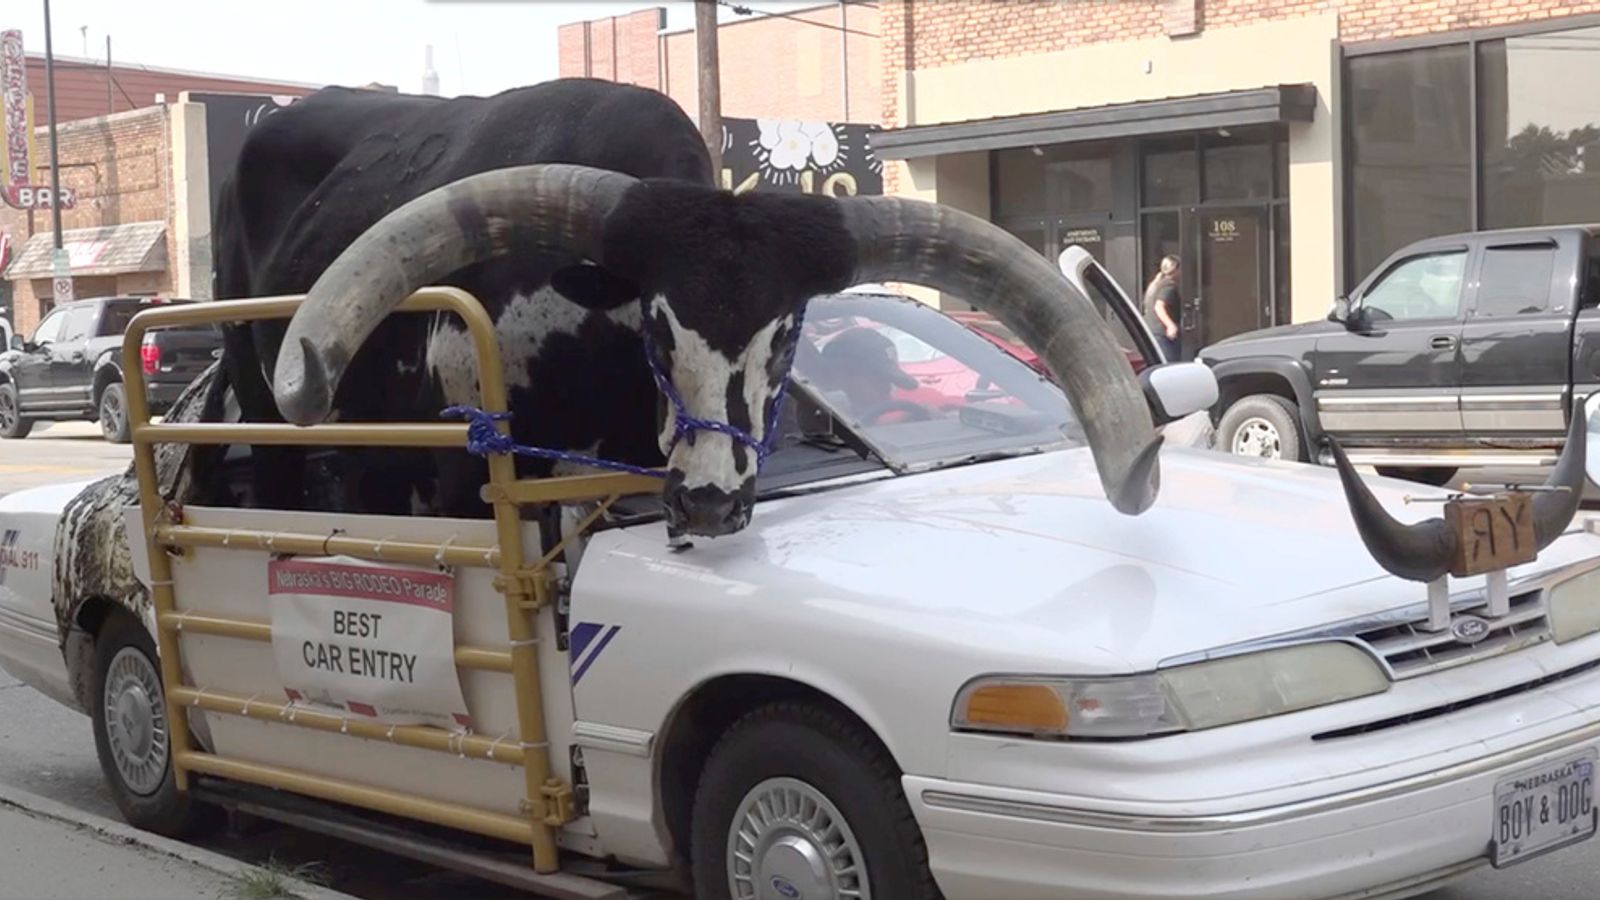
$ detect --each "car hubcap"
[1231,417,1281,458]
[103,647,168,796]
[102,392,121,432]
[728,777,869,900]
[0,393,14,430]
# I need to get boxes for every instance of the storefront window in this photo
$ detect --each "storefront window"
[1202,130,1274,201]
[1479,26,1600,229]
[994,143,1114,219]
[1141,136,1198,207]
[1347,44,1473,283]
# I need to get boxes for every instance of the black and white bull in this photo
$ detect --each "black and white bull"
[208,78,1165,539]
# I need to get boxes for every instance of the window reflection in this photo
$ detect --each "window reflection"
[1361,251,1467,322]
[1347,44,1473,281]
[1479,26,1600,229]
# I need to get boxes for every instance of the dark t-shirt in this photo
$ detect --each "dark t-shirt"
[1144,282,1180,334]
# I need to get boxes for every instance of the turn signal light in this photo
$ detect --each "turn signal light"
[140,336,160,375]
[956,683,1068,734]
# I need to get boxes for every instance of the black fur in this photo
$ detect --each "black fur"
[207,80,712,516]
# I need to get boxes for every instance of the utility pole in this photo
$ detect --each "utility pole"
[42,0,72,305]
[42,0,62,250]
[694,0,722,176]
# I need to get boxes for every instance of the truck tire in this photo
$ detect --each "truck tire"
[90,607,211,838]
[0,382,33,439]
[690,701,939,900]
[98,381,131,444]
[1375,466,1458,487]
[1218,394,1303,462]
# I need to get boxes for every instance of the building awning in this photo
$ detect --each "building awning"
[3,222,167,280]
[871,84,1318,160]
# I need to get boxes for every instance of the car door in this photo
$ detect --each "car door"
[1456,236,1574,439]
[1312,245,1470,440]
[49,303,97,408]
[1058,245,1164,370]
[14,309,66,411]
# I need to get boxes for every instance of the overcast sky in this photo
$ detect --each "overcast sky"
[7,0,826,96]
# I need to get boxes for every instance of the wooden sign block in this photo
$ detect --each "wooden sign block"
[1446,492,1536,577]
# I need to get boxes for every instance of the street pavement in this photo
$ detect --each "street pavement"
[2,426,1600,897]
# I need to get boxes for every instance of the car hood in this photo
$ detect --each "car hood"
[595,446,1600,673]
[1200,319,1343,359]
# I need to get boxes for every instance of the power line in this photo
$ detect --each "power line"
[716,0,880,38]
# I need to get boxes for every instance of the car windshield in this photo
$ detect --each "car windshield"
[749,292,1083,494]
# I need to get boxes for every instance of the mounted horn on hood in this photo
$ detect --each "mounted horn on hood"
[1328,401,1590,583]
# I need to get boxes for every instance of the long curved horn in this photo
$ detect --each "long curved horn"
[836,196,1161,515]
[272,164,639,425]
[1330,402,1589,582]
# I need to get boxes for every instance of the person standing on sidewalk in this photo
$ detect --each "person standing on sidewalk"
[1142,255,1183,362]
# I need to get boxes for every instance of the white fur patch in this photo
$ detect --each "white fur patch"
[651,296,791,492]
[425,286,598,407]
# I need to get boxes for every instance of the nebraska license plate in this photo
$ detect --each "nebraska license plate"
[1491,749,1598,868]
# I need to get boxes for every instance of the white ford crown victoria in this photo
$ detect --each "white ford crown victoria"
[4,268,1600,900]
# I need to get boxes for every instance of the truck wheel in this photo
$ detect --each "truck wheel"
[1218,394,1303,462]
[0,383,33,439]
[91,607,208,838]
[690,702,939,900]
[99,381,131,444]
[1375,466,1458,487]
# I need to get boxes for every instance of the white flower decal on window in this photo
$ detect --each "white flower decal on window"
[751,119,854,186]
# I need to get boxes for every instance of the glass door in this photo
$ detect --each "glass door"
[1195,207,1270,352]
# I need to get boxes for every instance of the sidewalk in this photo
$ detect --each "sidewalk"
[0,783,353,900]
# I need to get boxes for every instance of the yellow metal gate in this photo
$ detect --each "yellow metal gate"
[119,288,660,873]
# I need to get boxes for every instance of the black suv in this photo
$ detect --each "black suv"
[0,296,221,443]
[1199,224,1600,484]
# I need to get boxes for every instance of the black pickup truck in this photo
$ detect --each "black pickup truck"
[1199,224,1600,484]
[0,296,221,443]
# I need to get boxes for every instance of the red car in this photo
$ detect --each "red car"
[947,310,1148,376]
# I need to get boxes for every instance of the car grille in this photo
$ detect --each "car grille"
[1352,587,1550,680]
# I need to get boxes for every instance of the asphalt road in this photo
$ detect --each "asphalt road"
[1,425,1599,898]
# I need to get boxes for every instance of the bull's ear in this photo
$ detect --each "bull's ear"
[550,263,639,311]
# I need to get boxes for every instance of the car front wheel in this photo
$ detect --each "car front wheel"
[1218,394,1303,462]
[99,381,131,443]
[691,702,940,900]
[0,382,33,439]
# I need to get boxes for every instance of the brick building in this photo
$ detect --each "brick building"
[1,43,318,338]
[558,3,879,123]
[871,0,1600,355]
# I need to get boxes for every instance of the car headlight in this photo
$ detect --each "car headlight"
[952,642,1389,740]
[1548,565,1600,644]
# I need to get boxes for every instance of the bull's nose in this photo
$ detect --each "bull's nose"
[664,483,749,538]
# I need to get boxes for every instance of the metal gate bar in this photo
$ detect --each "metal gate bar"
[118,288,661,875]
[158,611,514,672]
[169,686,527,765]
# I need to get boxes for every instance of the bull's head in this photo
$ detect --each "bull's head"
[270,165,1163,537]
[1328,407,1589,582]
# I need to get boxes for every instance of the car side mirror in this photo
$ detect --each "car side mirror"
[1139,361,1219,426]
[8,335,25,352]
[1329,296,1352,325]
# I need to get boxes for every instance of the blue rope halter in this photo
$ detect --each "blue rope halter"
[441,321,801,478]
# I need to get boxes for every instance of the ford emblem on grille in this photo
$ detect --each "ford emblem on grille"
[1450,615,1492,644]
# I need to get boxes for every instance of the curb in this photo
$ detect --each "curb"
[0,780,358,900]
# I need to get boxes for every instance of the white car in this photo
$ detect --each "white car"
[4,283,1600,900]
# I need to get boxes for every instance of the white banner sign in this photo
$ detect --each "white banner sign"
[267,555,472,732]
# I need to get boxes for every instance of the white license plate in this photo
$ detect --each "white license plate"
[1491,749,1598,868]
